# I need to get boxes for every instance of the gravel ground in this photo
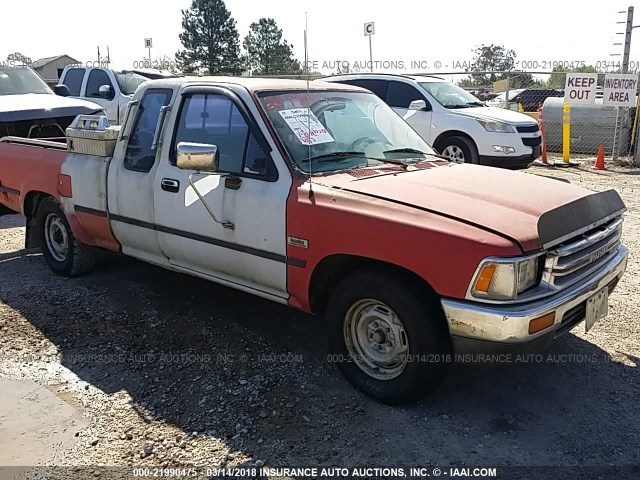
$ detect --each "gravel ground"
[0,162,639,478]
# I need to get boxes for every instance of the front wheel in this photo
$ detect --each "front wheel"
[36,197,96,276]
[439,136,479,164]
[327,268,452,405]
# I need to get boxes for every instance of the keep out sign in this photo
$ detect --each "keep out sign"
[564,73,597,104]
[603,74,638,107]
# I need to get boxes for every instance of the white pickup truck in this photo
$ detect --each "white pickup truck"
[58,66,152,125]
[0,77,628,404]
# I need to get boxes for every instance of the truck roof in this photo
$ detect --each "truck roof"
[144,76,365,93]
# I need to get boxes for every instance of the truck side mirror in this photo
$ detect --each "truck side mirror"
[53,84,70,97]
[99,85,114,100]
[176,142,220,172]
[408,99,429,111]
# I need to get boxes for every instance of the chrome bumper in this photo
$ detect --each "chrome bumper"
[441,245,628,344]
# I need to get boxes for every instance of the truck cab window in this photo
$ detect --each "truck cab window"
[62,68,85,96]
[174,94,265,177]
[123,89,173,172]
[86,69,113,98]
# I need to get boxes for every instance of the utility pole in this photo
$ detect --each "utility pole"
[623,6,634,73]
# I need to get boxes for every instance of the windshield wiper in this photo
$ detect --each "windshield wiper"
[307,151,409,168]
[466,101,485,107]
[384,148,450,161]
[383,148,429,156]
[445,104,471,109]
[308,151,367,163]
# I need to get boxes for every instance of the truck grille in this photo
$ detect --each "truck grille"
[543,217,623,290]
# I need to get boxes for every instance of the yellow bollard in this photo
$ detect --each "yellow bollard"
[518,103,524,113]
[562,103,571,163]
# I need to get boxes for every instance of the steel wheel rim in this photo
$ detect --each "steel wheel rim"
[343,299,409,380]
[44,213,69,262]
[442,145,466,163]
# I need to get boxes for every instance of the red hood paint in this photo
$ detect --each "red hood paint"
[318,163,595,252]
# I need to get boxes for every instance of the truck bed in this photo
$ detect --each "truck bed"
[0,137,68,215]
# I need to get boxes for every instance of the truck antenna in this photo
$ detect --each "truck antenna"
[304,11,314,198]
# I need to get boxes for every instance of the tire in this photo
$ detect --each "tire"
[439,136,479,164]
[36,197,96,276]
[326,268,452,405]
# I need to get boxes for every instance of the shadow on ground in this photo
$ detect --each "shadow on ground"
[1,247,638,467]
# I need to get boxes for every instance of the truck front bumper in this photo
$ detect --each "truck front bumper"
[441,245,628,354]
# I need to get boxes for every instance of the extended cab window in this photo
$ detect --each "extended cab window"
[173,94,267,177]
[124,89,173,172]
[85,69,113,98]
[62,68,85,96]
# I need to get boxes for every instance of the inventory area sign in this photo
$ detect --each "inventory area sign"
[603,74,638,107]
[564,73,597,104]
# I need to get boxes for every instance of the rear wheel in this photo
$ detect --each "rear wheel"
[327,268,452,405]
[37,198,96,276]
[439,136,479,164]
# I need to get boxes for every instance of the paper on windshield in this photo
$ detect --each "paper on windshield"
[278,108,335,145]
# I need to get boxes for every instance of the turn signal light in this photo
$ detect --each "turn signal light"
[474,265,496,292]
[528,313,556,334]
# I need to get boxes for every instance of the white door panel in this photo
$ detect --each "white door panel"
[395,108,433,144]
[153,88,290,297]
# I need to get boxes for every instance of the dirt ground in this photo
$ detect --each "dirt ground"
[0,162,639,479]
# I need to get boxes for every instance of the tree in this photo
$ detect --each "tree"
[467,44,516,84]
[458,44,543,88]
[6,52,31,64]
[547,65,601,88]
[243,18,301,75]
[175,0,243,75]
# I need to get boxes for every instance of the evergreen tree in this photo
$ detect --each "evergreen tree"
[243,18,301,75]
[176,0,243,75]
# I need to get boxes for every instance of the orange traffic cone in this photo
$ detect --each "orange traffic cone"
[593,144,605,170]
[539,105,548,165]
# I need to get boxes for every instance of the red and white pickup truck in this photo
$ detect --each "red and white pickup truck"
[0,77,629,404]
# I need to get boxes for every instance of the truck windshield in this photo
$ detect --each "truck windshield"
[0,67,51,96]
[419,82,485,109]
[257,90,436,174]
[114,71,148,96]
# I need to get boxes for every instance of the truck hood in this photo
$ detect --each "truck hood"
[450,106,536,125]
[322,164,625,251]
[0,94,104,122]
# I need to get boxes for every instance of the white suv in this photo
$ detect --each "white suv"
[322,74,542,169]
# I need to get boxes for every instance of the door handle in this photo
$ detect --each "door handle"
[161,178,180,193]
[224,176,242,190]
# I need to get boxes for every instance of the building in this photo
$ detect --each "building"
[31,55,81,87]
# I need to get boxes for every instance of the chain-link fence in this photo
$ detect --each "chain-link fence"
[434,71,640,163]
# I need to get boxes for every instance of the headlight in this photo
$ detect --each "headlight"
[476,119,515,133]
[470,255,540,300]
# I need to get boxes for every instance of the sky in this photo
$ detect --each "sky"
[1,0,638,78]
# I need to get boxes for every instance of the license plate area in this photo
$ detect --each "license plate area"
[585,287,609,332]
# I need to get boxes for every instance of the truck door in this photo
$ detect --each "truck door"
[153,87,290,300]
[386,80,434,143]
[83,69,120,124]
[106,88,174,264]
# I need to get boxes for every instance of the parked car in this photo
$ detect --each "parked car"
[0,65,104,141]
[0,77,628,404]
[488,88,564,111]
[59,66,150,125]
[322,74,542,169]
